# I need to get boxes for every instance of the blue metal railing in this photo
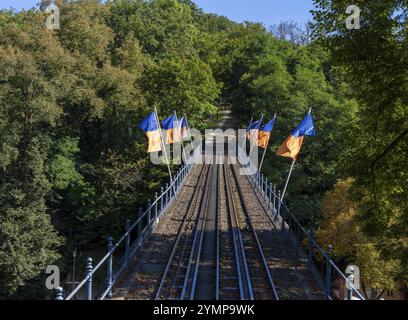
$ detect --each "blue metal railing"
[56,145,202,300]
[237,147,365,301]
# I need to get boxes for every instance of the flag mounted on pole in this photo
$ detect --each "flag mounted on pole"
[139,112,162,153]
[248,115,264,157]
[257,114,277,173]
[277,112,316,160]
[277,109,316,202]
[257,117,276,149]
[246,118,262,142]
[179,116,189,140]
[162,114,181,144]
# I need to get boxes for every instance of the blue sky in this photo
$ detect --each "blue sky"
[194,0,314,25]
[1,0,315,25]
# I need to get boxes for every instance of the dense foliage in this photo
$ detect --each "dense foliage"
[312,0,407,298]
[0,0,406,299]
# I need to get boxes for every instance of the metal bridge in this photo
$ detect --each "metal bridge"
[55,138,364,301]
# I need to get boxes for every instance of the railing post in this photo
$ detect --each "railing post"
[277,190,281,220]
[346,267,355,300]
[280,194,286,234]
[325,245,333,299]
[307,230,313,270]
[154,192,159,225]
[138,207,143,246]
[107,236,113,298]
[273,185,276,214]
[86,257,93,300]
[125,219,130,264]
[265,180,269,203]
[269,182,272,209]
[147,199,152,228]
[264,177,268,198]
[55,287,64,300]
[265,180,269,199]
[160,187,164,214]
[180,169,183,187]
[165,183,169,206]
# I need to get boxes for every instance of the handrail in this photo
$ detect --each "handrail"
[62,144,203,300]
[237,146,365,300]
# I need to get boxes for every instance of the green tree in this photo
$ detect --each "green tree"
[0,14,65,297]
[312,0,408,283]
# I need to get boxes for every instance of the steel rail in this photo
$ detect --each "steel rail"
[215,164,221,300]
[229,163,279,300]
[154,164,209,300]
[223,161,253,300]
[185,161,215,300]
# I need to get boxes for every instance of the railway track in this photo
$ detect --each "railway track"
[138,149,317,301]
[120,126,320,300]
[217,162,242,300]
[221,160,279,300]
[155,162,214,300]
[154,159,280,300]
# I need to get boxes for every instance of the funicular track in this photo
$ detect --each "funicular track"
[219,160,279,300]
[155,160,215,300]
[156,157,280,300]
[123,156,317,300]
[216,161,242,300]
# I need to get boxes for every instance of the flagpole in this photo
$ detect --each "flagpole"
[154,106,176,193]
[280,159,296,202]
[259,148,267,173]
[174,110,187,164]
[249,115,264,165]
[242,116,253,150]
[258,114,277,173]
[184,113,195,160]
[279,108,313,204]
